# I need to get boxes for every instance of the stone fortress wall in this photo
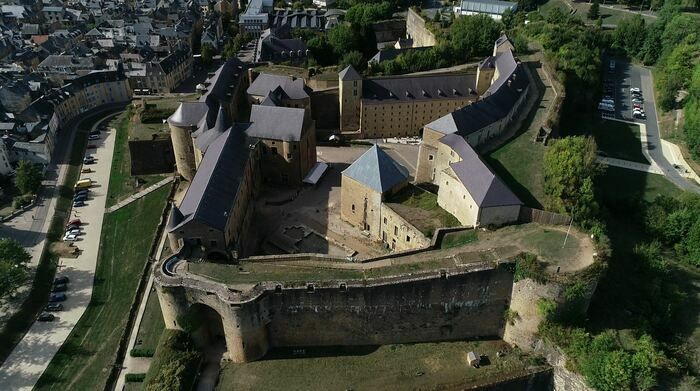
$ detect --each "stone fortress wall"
[406,7,437,48]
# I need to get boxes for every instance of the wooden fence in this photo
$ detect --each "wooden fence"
[519,206,572,226]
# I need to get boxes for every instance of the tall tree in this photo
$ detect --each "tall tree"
[0,238,31,298]
[15,160,41,194]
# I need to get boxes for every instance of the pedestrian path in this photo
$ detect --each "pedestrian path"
[596,156,663,174]
[106,176,174,213]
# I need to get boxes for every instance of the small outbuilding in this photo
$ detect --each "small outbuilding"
[467,351,480,368]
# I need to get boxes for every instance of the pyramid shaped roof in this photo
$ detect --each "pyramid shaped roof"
[339,65,361,81]
[342,145,409,193]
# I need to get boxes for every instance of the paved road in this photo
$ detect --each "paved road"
[0,111,119,390]
[623,63,700,193]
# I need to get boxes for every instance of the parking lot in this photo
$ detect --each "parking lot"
[0,115,118,390]
[600,59,647,122]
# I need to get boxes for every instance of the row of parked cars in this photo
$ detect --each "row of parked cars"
[630,87,646,120]
[40,276,70,321]
[600,63,617,117]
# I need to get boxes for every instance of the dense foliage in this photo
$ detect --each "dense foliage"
[0,238,31,298]
[543,136,601,226]
[144,330,201,391]
[643,193,700,266]
[15,160,42,195]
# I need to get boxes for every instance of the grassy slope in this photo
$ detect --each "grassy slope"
[134,290,165,355]
[106,112,166,207]
[566,118,648,164]
[35,186,169,390]
[540,0,656,26]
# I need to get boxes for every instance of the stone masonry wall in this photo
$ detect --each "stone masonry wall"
[406,8,437,47]
[266,267,513,347]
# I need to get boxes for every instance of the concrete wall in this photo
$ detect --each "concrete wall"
[310,88,339,131]
[406,8,437,47]
[437,168,479,226]
[480,205,521,227]
[380,203,431,251]
[266,267,513,346]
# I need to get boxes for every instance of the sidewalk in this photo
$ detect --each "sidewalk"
[0,113,119,390]
[596,156,663,174]
[106,176,174,213]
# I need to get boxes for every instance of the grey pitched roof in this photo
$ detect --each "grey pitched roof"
[171,126,254,232]
[247,73,309,100]
[167,102,208,127]
[342,145,409,193]
[199,58,247,105]
[440,133,521,208]
[339,65,361,81]
[166,204,184,230]
[246,105,306,142]
[369,46,431,64]
[193,105,229,153]
[362,73,475,102]
[426,50,527,137]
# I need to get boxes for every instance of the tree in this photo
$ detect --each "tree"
[328,24,358,57]
[307,35,336,66]
[15,160,42,194]
[292,1,303,10]
[587,0,600,20]
[543,136,601,224]
[345,2,393,27]
[448,14,501,62]
[0,238,31,298]
[200,43,216,65]
[339,50,365,71]
[613,15,646,57]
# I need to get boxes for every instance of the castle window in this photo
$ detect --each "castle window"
[352,204,355,213]
[406,235,411,242]
[383,217,387,224]
[428,155,434,161]
[353,81,357,87]
[271,147,278,154]
[287,153,292,159]
[394,226,398,235]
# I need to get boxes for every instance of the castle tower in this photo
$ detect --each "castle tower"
[338,65,362,133]
[168,102,208,181]
[475,56,496,96]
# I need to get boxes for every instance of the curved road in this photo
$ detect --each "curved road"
[0,108,123,390]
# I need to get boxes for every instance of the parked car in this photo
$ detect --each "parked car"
[89,130,100,135]
[52,284,68,292]
[87,144,98,149]
[630,87,641,93]
[633,112,647,119]
[68,219,81,226]
[63,234,78,241]
[83,156,95,164]
[88,135,100,141]
[49,293,66,302]
[54,276,69,284]
[73,194,87,202]
[45,303,63,311]
[73,200,85,207]
[75,189,89,196]
[81,168,92,173]
[38,313,55,322]
[65,228,81,236]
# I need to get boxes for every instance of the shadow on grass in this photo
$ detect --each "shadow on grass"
[260,345,381,361]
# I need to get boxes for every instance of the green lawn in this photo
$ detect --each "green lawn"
[596,166,682,203]
[0,114,94,364]
[565,117,649,164]
[216,340,539,391]
[539,0,656,26]
[106,111,167,207]
[521,229,580,265]
[386,185,461,236]
[36,186,170,390]
[133,290,165,355]
[440,230,479,249]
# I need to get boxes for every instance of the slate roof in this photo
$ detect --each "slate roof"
[440,133,521,208]
[247,73,309,100]
[425,50,527,137]
[342,145,409,193]
[170,126,255,232]
[199,58,247,105]
[246,105,306,142]
[362,73,475,102]
[193,105,230,153]
[339,65,361,81]
[167,101,209,127]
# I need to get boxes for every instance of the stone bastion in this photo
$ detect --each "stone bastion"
[154,224,602,364]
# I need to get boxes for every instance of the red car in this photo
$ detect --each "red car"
[68,219,81,226]
[87,144,97,149]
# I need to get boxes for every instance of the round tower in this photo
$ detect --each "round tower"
[168,102,207,181]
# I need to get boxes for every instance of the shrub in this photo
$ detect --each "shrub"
[537,298,558,319]
[130,347,155,357]
[144,330,201,391]
[513,252,547,283]
[125,373,146,382]
[504,309,519,325]
[12,194,33,209]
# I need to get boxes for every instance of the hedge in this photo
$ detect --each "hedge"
[143,330,201,391]
[125,373,146,382]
